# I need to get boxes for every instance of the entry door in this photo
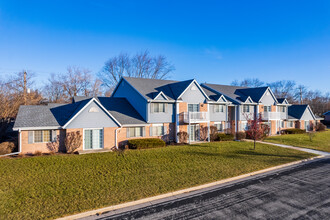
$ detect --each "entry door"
[189,125,199,142]
[305,121,309,131]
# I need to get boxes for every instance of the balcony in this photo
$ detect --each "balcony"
[183,112,209,123]
[261,112,281,120]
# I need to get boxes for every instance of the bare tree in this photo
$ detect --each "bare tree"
[99,50,175,92]
[231,78,264,87]
[43,66,103,102]
[267,80,296,101]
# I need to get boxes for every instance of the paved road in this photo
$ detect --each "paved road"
[84,157,330,220]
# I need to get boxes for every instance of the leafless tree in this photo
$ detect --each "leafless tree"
[99,50,175,92]
[43,66,103,102]
[231,78,264,87]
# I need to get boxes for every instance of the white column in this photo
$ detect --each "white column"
[175,102,180,143]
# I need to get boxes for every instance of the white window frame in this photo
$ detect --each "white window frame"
[152,103,166,113]
[188,104,199,112]
[264,106,271,112]
[127,127,144,138]
[243,105,250,113]
[214,122,223,132]
[32,130,54,143]
[83,128,104,150]
[151,124,165,136]
[214,105,224,113]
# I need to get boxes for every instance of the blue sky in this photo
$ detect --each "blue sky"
[0,0,329,92]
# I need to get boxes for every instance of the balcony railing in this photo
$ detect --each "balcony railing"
[261,112,281,120]
[183,112,209,123]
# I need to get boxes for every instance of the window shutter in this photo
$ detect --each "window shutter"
[163,126,167,135]
[52,130,57,142]
[126,128,130,138]
[150,103,154,113]
[28,131,34,144]
[142,127,146,137]
[149,126,153,136]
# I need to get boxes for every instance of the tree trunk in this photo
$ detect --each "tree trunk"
[254,139,256,150]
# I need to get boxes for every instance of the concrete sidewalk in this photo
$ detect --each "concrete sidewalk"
[254,140,330,156]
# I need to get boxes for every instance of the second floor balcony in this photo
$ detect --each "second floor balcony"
[183,112,209,123]
[261,112,281,120]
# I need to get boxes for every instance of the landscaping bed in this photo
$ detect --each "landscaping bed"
[266,130,330,152]
[0,142,315,219]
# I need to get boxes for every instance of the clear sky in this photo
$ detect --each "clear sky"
[0,0,329,92]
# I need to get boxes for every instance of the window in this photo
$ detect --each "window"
[288,121,293,127]
[264,106,271,112]
[30,130,55,143]
[214,105,224,113]
[281,121,285,128]
[127,127,144,138]
[84,129,103,149]
[34,130,43,143]
[151,125,165,136]
[188,104,199,112]
[152,103,166,113]
[279,106,286,112]
[241,122,249,131]
[215,123,223,132]
[43,130,51,142]
[243,105,250,113]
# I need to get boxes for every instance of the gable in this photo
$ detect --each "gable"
[154,92,168,101]
[259,88,277,105]
[65,100,119,129]
[301,107,315,121]
[179,81,209,103]
[245,96,254,104]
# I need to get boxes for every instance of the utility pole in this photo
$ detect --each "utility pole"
[23,71,27,105]
[299,86,303,104]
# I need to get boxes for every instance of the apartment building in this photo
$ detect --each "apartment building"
[13,77,319,154]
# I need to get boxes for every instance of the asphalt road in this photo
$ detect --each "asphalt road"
[83,157,330,220]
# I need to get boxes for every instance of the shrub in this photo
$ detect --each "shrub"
[34,151,43,156]
[0,142,15,155]
[217,133,234,141]
[127,138,165,149]
[65,131,82,153]
[282,128,306,134]
[177,131,189,144]
[236,131,246,141]
[315,123,326,132]
[209,126,218,141]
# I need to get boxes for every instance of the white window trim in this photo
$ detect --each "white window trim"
[83,128,104,150]
[32,130,54,143]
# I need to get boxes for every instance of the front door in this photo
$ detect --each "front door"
[189,124,199,142]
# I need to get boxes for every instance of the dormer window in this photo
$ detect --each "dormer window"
[89,107,99,113]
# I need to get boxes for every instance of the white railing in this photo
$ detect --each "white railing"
[261,112,281,120]
[183,112,209,123]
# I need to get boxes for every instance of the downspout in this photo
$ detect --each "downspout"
[175,101,179,143]
[18,129,22,153]
[207,102,210,142]
[235,105,238,138]
[115,127,122,149]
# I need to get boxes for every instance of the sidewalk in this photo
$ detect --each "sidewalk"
[245,140,330,156]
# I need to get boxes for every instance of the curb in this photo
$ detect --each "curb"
[56,155,324,220]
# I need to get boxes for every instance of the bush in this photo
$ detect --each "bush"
[177,131,189,144]
[217,133,234,141]
[65,131,82,153]
[236,131,246,140]
[209,126,218,141]
[34,151,43,156]
[0,142,15,155]
[127,138,166,150]
[282,128,306,134]
[316,123,326,132]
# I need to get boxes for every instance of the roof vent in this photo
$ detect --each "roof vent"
[89,107,99,113]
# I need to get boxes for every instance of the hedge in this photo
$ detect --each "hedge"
[217,133,235,141]
[282,128,306,134]
[127,138,166,149]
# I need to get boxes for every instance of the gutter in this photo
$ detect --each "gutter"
[115,127,122,149]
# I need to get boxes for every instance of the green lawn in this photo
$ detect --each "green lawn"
[0,142,315,219]
[266,130,330,152]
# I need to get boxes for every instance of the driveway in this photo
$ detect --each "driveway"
[82,157,330,220]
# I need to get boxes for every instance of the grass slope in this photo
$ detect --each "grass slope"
[0,142,314,219]
[266,130,330,152]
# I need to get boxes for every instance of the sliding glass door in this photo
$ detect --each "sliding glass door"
[84,129,103,150]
